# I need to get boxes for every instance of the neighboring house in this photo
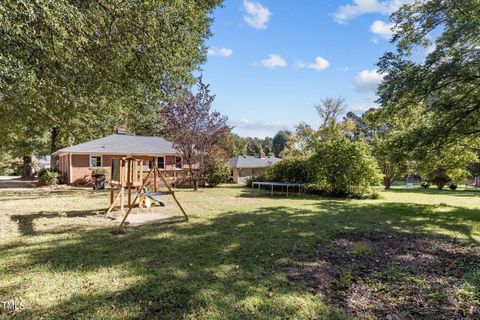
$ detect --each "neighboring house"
[33,156,51,170]
[53,131,189,185]
[228,153,281,184]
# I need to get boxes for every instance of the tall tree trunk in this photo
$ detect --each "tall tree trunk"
[383,176,393,189]
[22,156,34,180]
[50,127,59,169]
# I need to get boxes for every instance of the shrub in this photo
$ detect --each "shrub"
[266,156,314,183]
[310,133,381,196]
[420,181,430,189]
[38,169,60,185]
[370,190,380,199]
[449,183,458,190]
[206,161,230,187]
[429,167,451,190]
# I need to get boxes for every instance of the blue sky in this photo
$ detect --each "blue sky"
[201,0,412,137]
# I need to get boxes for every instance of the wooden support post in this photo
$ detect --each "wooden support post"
[153,158,157,192]
[106,188,123,217]
[155,166,188,222]
[127,161,131,207]
[117,167,154,232]
[120,187,124,212]
[110,187,114,205]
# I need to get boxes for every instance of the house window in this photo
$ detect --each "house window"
[146,160,153,170]
[175,156,182,169]
[90,155,102,167]
[157,156,165,170]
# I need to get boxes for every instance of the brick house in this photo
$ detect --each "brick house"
[53,132,190,185]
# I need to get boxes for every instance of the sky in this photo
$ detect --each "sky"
[201,0,414,138]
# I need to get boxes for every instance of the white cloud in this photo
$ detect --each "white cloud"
[230,118,293,138]
[308,56,330,71]
[294,56,330,71]
[243,0,271,29]
[207,47,233,57]
[260,54,287,68]
[294,60,306,69]
[370,20,394,39]
[334,0,411,23]
[355,69,386,91]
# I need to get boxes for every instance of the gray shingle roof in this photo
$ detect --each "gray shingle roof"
[53,134,178,155]
[228,156,281,169]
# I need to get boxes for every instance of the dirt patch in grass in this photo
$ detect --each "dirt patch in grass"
[287,232,480,319]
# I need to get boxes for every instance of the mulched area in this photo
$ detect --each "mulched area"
[287,232,480,319]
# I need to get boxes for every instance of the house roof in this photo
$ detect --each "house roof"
[52,134,178,156]
[228,156,281,169]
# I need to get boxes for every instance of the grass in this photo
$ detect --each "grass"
[0,184,480,319]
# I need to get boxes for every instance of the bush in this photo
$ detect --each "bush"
[38,169,60,186]
[310,134,381,196]
[266,156,314,183]
[429,167,451,190]
[420,181,431,189]
[206,161,230,187]
[370,190,380,199]
[449,183,458,190]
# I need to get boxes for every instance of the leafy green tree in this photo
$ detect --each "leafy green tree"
[272,130,291,157]
[0,0,222,170]
[315,97,346,127]
[377,0,480,147]
[415,144,478,190]
[364,107,421,189]
[308,126,381,196]
[262,137,273,156]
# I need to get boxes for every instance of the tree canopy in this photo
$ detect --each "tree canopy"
[377,0,480,148]
[0,0,222,174]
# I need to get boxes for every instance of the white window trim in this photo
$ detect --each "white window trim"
[157,156,165,170]
[89,155,103,168]
[175,156,182,170]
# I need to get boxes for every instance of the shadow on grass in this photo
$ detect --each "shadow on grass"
[384,187,480,197]
[7,200,480,319]
[0,189,106,205]
[9,209,101,236]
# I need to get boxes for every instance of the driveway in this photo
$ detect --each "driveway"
[0,176,37,188]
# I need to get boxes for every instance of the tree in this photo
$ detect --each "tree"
[415,144,477,190]
[272,131,291,157]
[315,97,346,127]
[377,0,480,147]
[309,125,381,196]
[0,0,222,170]
[161,78,231,190]
[205,146,231,186]
[364,107,420,189]
[262,137,273,156]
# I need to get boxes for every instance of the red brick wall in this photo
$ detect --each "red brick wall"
[69,154,191,185]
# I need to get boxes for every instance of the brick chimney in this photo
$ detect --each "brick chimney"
[116,127,127,135]
[259,149,266,158]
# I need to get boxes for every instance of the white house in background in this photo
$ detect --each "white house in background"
[228,153,281,184]
[33,156,51,170]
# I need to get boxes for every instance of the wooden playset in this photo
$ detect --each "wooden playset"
[105,157,188,231]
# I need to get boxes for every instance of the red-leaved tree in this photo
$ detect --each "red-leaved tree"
[160,78,231,190]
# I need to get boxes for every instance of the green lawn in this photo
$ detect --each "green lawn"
[1,184,480,319]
